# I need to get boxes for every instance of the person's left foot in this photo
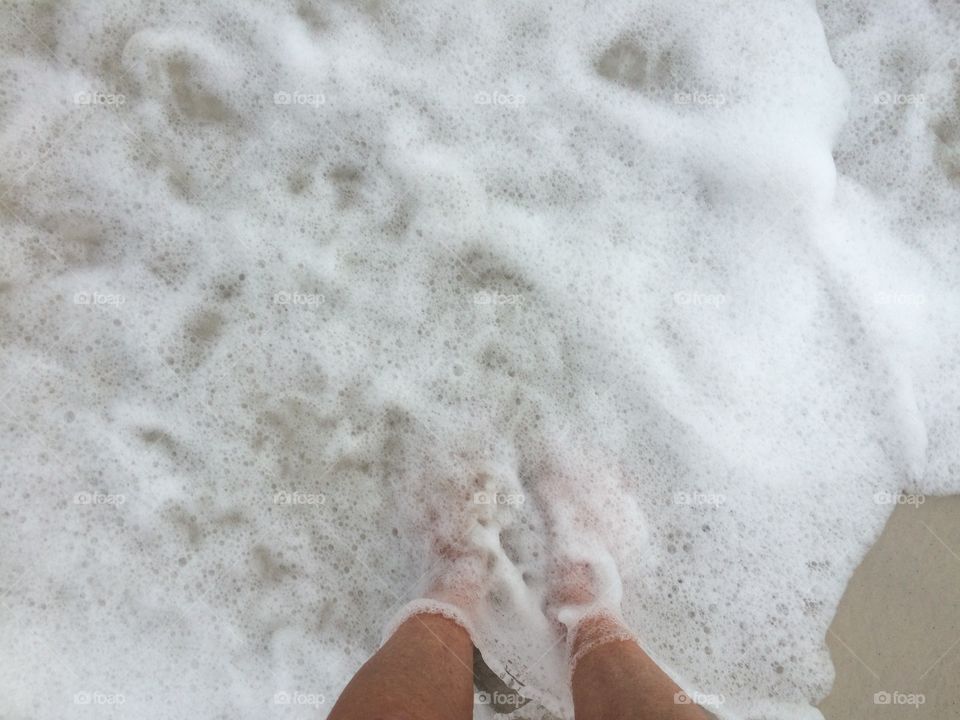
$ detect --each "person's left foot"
[423,541,491,610]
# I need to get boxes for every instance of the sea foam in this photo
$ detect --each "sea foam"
[0,1,958,718]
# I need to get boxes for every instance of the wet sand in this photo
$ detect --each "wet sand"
[820,495,960,720]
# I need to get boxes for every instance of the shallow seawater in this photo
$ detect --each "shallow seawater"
[1,1,958,719]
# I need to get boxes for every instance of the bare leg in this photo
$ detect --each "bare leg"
[327,611,474,720]
[547,562,713,720]
[533,445,715,720]
[329,541,488,720]
[571,614,713,720]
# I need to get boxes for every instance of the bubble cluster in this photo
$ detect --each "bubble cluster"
[1,1,958,719]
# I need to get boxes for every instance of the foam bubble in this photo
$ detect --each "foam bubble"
[1,1,958,719]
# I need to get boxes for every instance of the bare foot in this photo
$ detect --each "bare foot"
[403,467,503,613]
[545,558,636,669]
[534,443,637,660]
[422,540,491,610]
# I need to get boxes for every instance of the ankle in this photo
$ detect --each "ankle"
[568,611,638,673]
[382,598,477,648]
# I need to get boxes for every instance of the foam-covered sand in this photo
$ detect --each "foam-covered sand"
[1,1,958,718]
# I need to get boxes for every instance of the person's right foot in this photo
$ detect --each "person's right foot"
[544,557,637,670]
[533,443,641,668]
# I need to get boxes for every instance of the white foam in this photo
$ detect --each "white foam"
[1,1,958,719]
